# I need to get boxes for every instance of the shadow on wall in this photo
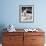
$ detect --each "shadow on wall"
[0,24,7,43]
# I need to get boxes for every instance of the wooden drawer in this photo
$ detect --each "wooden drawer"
[24,36,32,46]
[31,44,44,46]
[24,32,45,46]
[3,43,23,46]
[3,32,45,46]
[3,35,23,44]
[24,32,44,36]
[24,36,32,42]
[32,36,45,44]
[24,35,44,44]
[3,32,23,46]
[3,32,23,36]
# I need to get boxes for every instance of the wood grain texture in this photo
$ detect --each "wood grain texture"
[2,32,45,46]
[24,32,45,46]
[2,32,23,46]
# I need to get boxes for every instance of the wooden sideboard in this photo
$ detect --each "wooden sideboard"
[2,32,45,46]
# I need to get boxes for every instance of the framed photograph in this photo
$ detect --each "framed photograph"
[19,5,34,23]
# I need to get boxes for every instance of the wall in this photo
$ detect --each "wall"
[0,0,46,29]
[0,0,46,43]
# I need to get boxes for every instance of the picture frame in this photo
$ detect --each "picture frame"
[19,5,34,23]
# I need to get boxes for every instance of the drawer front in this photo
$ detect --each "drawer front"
[3,36,23,44]
[32,36,45,44]
[32,44,44,46]
[24,36,44,46]
[3,32,23,36]
[24,36,32,46]
[24,32,44,36]
[3,32,24,46]
[3,43,23,46]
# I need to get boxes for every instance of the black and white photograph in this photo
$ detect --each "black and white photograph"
[19,5,34,23]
